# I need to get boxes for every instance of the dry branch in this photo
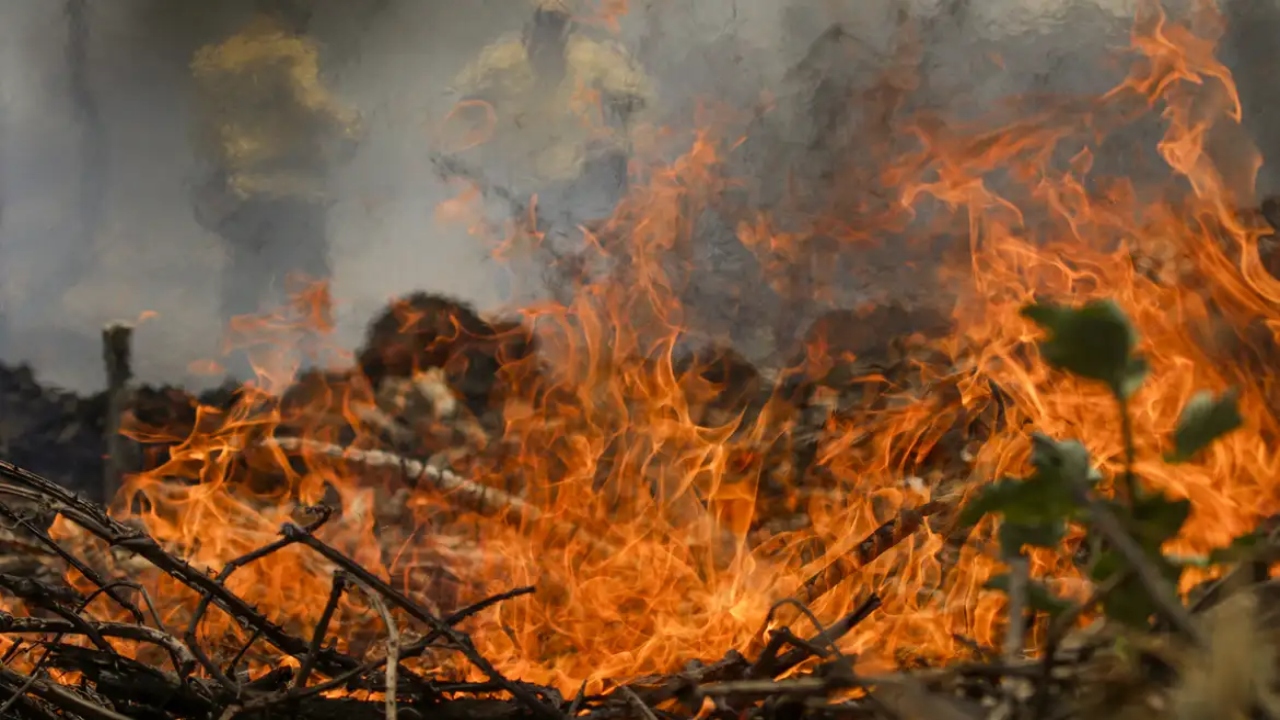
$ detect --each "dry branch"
[0,457,561,720]
[267,436,616,555]
[0,458,362,678]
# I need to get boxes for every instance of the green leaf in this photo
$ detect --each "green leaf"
[1020,300,1146,397]
[985,574,1072,617]
[960,478,1027,527]
[960,435,1092,551]
[1118,357,1150,400]
[960,473,1077,531]
[1129,491,1191,552]
[1165,389,1243,463]
[1089,551,1156,629]
[1206,532,1261,565]
[998,520,1066,557]
[1029,434,1096,489]
[1089,548,1184,630]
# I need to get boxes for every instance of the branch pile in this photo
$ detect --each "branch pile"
[1,440,1275,720]
[3,290,1277,720]
[0,456,905,720]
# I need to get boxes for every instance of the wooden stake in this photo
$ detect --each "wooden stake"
[101,322,134,505]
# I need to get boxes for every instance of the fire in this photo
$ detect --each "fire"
[17,0,1280,703]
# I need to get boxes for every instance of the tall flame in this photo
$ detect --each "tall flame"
[11,0,1280,700]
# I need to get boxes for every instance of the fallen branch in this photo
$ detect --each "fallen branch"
[0,614,195,674]
[0,664,135,720]
[267,436,616,555]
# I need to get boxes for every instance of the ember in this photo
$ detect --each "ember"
[6,1,1280,719]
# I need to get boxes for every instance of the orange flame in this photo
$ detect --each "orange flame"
[28,0,1280,702]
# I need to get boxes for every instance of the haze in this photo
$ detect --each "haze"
[0,0,1271,393]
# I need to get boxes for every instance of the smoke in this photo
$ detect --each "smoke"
[1221,0,1280,196]
[0,0,529,392]
[0,0,1264,393]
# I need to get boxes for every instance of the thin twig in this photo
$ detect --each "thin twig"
[794,501,947,606]
[748,503,940,657]
[0,570,174,718]
[619,687,660,720]
[355,581,399,720]
[444,586,536,625]
[247,583,538,712]
[232,659,377,716]
[1032,568,1131,717]
[0,659,44,720]
[0,665,135,720]
[0,501,144,624]
[395,585,536,659]
[78,580,169,637]
[0,615,195,674]
[184,506,336,693]
[1072,485,1203,645]
[280,522,562,720]
[763,599,845,660]
[568,681,589,717]
[224,627,262,679]
[698,676,842,699]
[294,571,347,690]
[1116,392,1139,506]
[185,505,334,650]
[0,461,360,676]
[771,594,882,678]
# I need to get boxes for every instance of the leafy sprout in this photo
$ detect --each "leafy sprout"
[965,298,1252,631]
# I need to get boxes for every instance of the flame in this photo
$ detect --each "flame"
[26,0,1280,703]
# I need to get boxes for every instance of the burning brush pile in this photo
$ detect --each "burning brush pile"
[9,3,1280,720]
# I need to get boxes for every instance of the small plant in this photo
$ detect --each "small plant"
[964,299,1248,634]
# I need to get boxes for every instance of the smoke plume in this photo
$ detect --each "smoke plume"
[0,0,1269,393]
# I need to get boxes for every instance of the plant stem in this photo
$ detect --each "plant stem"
[1117,392,1139,505]
[1002,553,1029,663]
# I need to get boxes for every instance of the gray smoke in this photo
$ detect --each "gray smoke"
[0,0,527,392]
[0,0,1261,393]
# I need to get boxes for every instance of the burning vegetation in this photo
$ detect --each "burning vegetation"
[7,1,1280,719]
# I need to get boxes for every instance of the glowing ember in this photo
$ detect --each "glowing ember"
[9,0,1280,702]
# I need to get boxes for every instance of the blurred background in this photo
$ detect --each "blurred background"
[0,0,1273,393]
